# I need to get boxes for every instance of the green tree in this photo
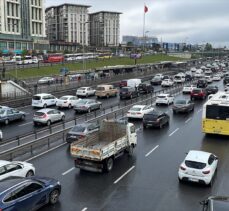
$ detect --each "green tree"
[204,43,212,51]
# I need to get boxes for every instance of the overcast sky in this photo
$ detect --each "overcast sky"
[45,0,229,47]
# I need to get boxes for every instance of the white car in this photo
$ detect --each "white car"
[182,85,197,94]
[38,77,55,84]
[161,79,174,87]
[127,105,154,119]
[56,95,81,108]
[76,87,96,97]
[205,76,213,83]
[155,73,164,80]
[212,75,221,81]
[0,130,2,141]
[178,150,218,186]
[32,93,57,108]
[173,75,185,83]
[190,67,197,73]
[156,94,174,105]
[0,160,35,181]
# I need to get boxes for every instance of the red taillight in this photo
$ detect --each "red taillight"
[180,165,186,171]
[202,170,210,174]
[156,119,160,122]
[79,135,85,139]
[127,112,130,114]
[42,114,48,119]
[136,112,141,115]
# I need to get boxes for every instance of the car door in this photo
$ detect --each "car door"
[88,87,94,95]
[4,164,24,179]
[47,110,55,122]
[70,97,77,106]
[49,95,56,106]
[7,109,15,121]
[12,109,21,120]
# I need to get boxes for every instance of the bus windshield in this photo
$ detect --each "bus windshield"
[206,105,229,120]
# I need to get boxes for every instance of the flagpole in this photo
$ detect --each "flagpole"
[143,4,145,51]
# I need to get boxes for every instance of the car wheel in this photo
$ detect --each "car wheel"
[104,158,114,172]
[43,104,47,108]
[61,115,65,121]
[26,170,34,177]
[4,119,9,125]
[130,95,133,99]
[68,104,72,109]
[21,115,25,120]
[99,104,102,109]
[173,110,176,114]
[159,123,163,129]
[156,103,159,106]
[88,108,91,113]
[143,124,147,129]
[49,189,60,205]
[47,120,51,126]
[106,94,109,98]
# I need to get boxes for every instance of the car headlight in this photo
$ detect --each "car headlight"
[57,181,61,185]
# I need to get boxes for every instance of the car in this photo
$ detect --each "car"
[0,107,26,125]
[185,74,192,81]
[205,76,213,83]
[151,76,162,85]
[156,93,174,106]
[191,88,207,100]
[33,108,65,126]
[143,110,170,129]
[119,79,142,88]
[174,75,185,83]
[127,105,154,119]
[205,85,218,95]
[0,176,61,210]
[197,79,208,88]
[223,76,229,84]
[161,79,174,87]
[76,87,96,97]
[224,84,229,92]
[0,130,2,141]
[178,150,218,186]
[182,85,197,94]
[120,86,139,99]
[74,99,102,113]
[56,95,81,109]
[95,84,118,98]
[172,99,194,114]
[66,123,99,143]
[155,73,164,79]
[32,93,57,108]
[212,75,221,81]
[200,196,229,211]
[38,77,55,84]
[138,83,154,94]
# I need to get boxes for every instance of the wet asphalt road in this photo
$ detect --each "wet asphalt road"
[21,80,229,211]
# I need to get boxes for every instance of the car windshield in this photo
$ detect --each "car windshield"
[34,112,45,116]
[121,88,129,92]
[174,76,181,79]
[78,88,86,91]
[130,107,142,111]
[71,125,86,133]
[185,160,206,169]
[0,109,5,115]
[184,85,191,88]
[96,87,105,91]
[157,95,166,98]
[175,100,186,104]
[33,96,41,100]
[77,100,88,105]
[153,76,160,80]
[144,112,160,120]
[193,89,201,93]
[59,96,69,100]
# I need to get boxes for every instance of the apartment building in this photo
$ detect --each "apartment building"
[46,3,90,51]
[0,0,48,53]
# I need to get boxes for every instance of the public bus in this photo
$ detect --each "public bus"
[202,91,229,135]
[43,53,64,63]
[98,52,112,59]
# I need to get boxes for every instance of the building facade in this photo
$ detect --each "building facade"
[0,0,48,53]
[45,3,90,52]
[89,11,121,47]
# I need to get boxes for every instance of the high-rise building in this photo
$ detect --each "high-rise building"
[45,3,91,52]
[89,11,121,47]
[0,0,48,53]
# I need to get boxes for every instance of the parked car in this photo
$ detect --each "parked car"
[0,107,26,125]
[151,76,162,85]
[182,85,197,94]
[212,74,221,81]
[143,110,170,129]
[205,76,213,83]
[76,87,96,97]
[225,84,229,92]
[174,75,185,83]
[38,77,55,84]
[191,88,207,100]
[205,85,218,95]
[178,150,218,186]
[161,79,174,87]
[185,74,193,81]
[0,160,35,181]
[223,76,229,84]
[74,99,102,113]
[33,108,65,126]
[32,93,57,108]
[56,95,81,108]
[120,86,139,99]
[66,123,99,143]
[0,176,61,210]
[197,79,208,88]
[0,130,2,141]
[138,83,154,94]
[119,79,142,88]
[200,196,229,211]
[172,99,194,114]
[127,105,154,119]
[95,85,118,98]
[156,93,174,106]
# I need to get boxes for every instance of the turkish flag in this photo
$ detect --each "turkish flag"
[144,5,148,13]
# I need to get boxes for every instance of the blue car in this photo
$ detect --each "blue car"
[0,176,61,211]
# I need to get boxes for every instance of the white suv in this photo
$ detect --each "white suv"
[156,93,174,105]
[32,93,57,108]
[76,87,96,97]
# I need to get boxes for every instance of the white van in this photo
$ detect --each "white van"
[173,74,185,83]
[120,78,142,88]
[32,93,57,108]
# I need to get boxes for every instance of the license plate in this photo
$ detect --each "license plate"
[189,178,198,182]
[147,124,153,126]
[131,113,136,115]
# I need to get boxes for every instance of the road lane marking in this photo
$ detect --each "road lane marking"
[24,143,67,162]
[19,121,33,127]
[81,208,88,211]
[62,167,75,176]
[145,145,159,157]
[114,166,135,184]
[169,128,179,137]
[197,109,202,113]
[185,118,192,123]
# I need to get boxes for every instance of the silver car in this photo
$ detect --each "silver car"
[33,108,65,126]
[74,99,102,113]
[0,107,26,125]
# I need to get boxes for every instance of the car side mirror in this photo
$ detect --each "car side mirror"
[215,156,218,160]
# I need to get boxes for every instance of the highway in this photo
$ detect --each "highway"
[16,80,229,211]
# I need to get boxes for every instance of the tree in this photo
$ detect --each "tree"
[204,43,212,51]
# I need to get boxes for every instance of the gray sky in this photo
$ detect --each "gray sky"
[45,0,229,46]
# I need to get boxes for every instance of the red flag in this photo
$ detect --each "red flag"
[144,5,148,13]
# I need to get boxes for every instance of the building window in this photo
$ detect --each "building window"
[21,43,27,50]
[16,42,21,49]
[8,42,15,49]
[0,42,7,50]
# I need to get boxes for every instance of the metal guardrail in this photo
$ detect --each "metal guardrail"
[0,82,186,161]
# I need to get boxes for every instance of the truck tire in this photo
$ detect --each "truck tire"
[104,158,113,172]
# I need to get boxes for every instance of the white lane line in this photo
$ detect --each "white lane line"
[197,109,202,113]
[145,145,159,157]
[169,128,179,137]
[19,121,33,127]
[185,118,192,123]
[81,208,88,211]
[114,166,135,184]
[62,167,75,176]
[24,143,67,162]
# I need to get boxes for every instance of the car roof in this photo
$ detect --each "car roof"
[0,160,10,167]
[36,108,55,112]
[146,110,164,115]
[157,93,169,97]
[131,105,146,109]
[185,150,211,163]
[34,93,52,96]
[60,95,75,98]
[72,123,93,128]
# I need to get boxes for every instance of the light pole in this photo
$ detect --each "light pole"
[81,21,90,72]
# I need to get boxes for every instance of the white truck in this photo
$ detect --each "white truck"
[70,120,137,172]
